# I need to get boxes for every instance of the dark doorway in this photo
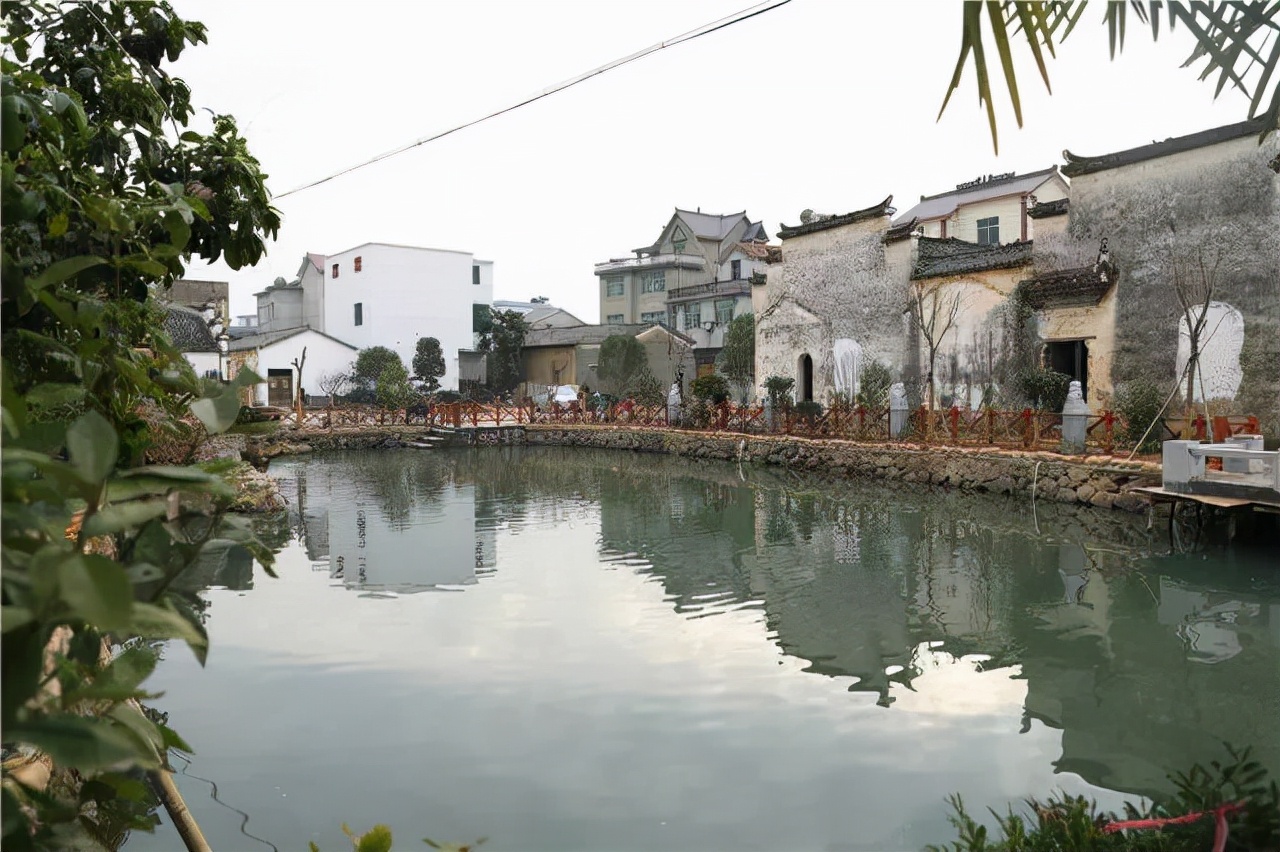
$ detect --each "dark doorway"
[1044,340,1089,400]
[267,368,293,408]
[799,354,814,402]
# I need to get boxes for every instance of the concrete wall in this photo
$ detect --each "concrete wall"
[238,331,357,407]
[257,287,303,333]
[1064,133,1280,432]
[301,261,325,330]
[183,351,220,380]
[322,244,492,391]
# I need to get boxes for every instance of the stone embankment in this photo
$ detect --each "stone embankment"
[524,426,1162,513]
[238,424,1162,514]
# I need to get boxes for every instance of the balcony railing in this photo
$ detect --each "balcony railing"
[666,278,750,302]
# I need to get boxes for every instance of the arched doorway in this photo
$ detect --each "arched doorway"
[798,354,814,402]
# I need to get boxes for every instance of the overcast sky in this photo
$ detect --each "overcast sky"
[169,0,1248,322]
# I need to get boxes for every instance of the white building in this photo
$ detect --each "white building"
[227,327,358,408]
[254,243,495,392]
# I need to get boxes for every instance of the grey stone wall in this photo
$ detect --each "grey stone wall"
[524,426,1160,513]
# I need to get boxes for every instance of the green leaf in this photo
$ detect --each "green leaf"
[67,410,117,484]
[29,256,107,290]
[9,715,155,773]
[58,554,133,631]
[157,721,192,753]
[107,703,164,763]
[121,256,168,277]
[2,605,34,633]
[189,388,242,435]
[26,383,84,411]
[131,601,208,664]
[1,94,29,152]
[356,825,393,852]
[48,212,69,238]
[82,499,170,537]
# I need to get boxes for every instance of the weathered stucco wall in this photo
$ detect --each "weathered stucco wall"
[1065,133,1280,431]
[757,214,908,401]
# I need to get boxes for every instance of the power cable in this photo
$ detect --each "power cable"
[275,0,793,199]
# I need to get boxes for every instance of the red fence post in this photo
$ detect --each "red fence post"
[1193,413,1207,441]
[1103,410,1115,454]
[948,405,960,444]
[1021,408,1033,448]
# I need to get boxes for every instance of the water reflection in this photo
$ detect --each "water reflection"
[253,447,1277,803]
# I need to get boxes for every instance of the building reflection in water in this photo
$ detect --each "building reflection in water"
[582,449,1279,800]
[273,452,496,595]
[264,447,1277,800]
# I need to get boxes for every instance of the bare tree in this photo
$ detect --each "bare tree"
[315,370,350,401]
[1170,243,1223,419]
[290,346,307,422]
[907,281,963,409]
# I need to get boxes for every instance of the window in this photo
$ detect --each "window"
[332,263,339,279]
[354,302,363,326]
[642,271,665,293]
[472,265,481,286]
[731,259,741,279]
[606,313,624,323]
[683,306,701,330]
[604,276,624,298]
[354,256,362,273]
[716,299,734,326]
[640,311,666,323]
[977,216,1000,245]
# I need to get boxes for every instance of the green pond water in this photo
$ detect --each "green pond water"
[126,446,1280,852]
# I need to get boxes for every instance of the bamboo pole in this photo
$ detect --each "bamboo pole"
[147,764,212,852]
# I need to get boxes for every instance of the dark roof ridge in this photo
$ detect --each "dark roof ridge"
[777,195,894,240]
[917,166,1060,202]
[1027,198,1069,219]
[1061,117,1271,176]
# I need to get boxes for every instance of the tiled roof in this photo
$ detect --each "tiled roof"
[893,167,1062,225]
[307,252,325,272]
[674,209,748,240]
[1027,198,1069,219]
[911,237,1033,280]
[777,195,894,239]
[162,304,218,353]
[1019,265,1115,309]
[228,327,357,352]
[1061,117,1270,176]
[167,279,228,309]
[737,241,773,259]
[882,217,918,244]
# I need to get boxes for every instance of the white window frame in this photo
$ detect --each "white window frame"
[604,276,625,298]
[642,271,666,293]
[606,313,624,323]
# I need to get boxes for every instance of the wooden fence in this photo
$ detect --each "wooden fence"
[275,402,1259,456]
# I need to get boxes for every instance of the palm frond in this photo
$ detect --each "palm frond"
[939,1,1280,153]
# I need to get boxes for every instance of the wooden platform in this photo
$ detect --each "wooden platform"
[1134,485,1280,512]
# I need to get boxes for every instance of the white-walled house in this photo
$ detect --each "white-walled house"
[893,167,1068,244]
[228,328,358,408]
[252,243,495,392]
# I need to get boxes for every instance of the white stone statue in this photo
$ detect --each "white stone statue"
[832,338,862,399]
[1065,380,1084,405]
[889,382,908,408]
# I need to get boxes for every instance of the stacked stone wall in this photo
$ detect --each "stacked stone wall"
[524,426,1160,513]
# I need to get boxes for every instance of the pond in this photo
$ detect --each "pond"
[126,446,1280,852]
